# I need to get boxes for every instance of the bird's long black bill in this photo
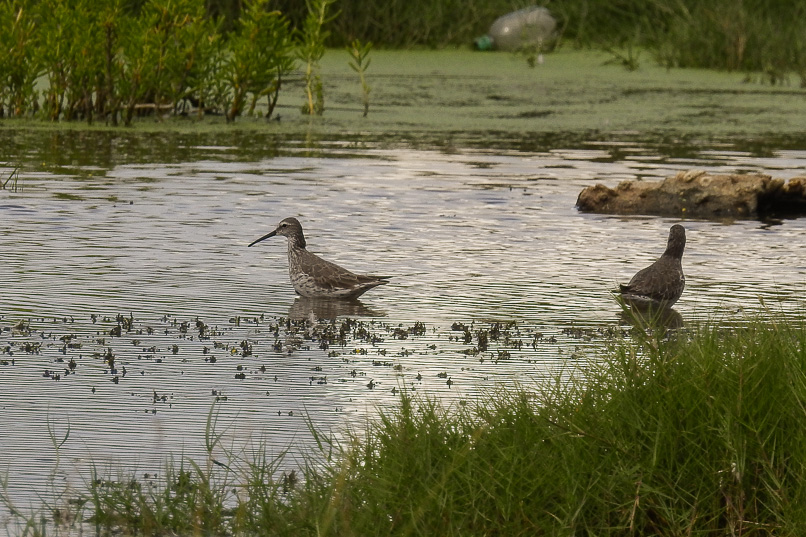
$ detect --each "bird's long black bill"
[248,230,277,247]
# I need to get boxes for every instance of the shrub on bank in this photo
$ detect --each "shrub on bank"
[2,0,804,122]
[0,0,298,123]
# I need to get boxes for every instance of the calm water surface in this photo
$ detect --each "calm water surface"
[1,134,806,530]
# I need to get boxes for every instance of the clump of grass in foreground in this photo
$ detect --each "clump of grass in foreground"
[306,316,806,535]
[21,316,806,536]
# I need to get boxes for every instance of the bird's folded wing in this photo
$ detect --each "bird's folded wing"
[622,265,681,302]
[300,252,384,290]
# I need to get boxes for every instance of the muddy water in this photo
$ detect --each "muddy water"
[1,132,806,528]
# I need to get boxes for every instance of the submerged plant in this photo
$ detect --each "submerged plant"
[1,167,21,192]
[347,39,372,117]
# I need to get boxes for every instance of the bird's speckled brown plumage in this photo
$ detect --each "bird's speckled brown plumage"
[619,224,686,308]
[249,217,389,299]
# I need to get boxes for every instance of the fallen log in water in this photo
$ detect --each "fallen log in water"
[576,170,806,220]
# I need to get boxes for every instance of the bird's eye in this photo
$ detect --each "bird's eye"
[281,223,287,227]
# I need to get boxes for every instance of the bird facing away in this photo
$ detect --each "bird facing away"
[248,217,389,299]
[619,224,686,309]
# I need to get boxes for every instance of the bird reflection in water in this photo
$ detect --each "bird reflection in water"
[288,297,386,321]
[617,302,684,332]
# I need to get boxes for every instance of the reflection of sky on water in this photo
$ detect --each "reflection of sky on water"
[1,142,806,528]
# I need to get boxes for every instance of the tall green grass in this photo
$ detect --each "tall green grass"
[0,0,297,122]
[315,316,806,535]
[0,0,38,117]
[2,0,804,121]
[272,0,523,49]
[274,0,806,81]
[7,316,806,535]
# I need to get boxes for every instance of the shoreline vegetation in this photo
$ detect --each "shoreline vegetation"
[2,0,806,128]
[4,314,806,535]
[2,47,806,147]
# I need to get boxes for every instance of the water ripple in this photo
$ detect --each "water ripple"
[2,141,806,524]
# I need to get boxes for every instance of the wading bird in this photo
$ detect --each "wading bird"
[619,224,686,309]
[249,217,389,299]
